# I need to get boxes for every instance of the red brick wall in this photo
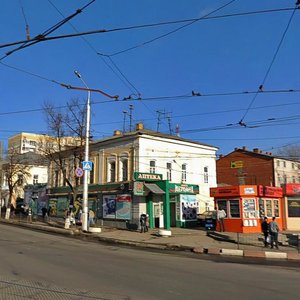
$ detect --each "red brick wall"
[217,151,274,186]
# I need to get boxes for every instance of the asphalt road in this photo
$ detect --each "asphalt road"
[0,224,299,300]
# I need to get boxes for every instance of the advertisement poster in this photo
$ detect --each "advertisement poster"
[180,195,197,221]
[103,195,116,218]
[116,194,131,220]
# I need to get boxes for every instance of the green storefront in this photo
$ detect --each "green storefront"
[133,172,199,229]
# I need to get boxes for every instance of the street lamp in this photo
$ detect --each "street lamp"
[74,70,90,232]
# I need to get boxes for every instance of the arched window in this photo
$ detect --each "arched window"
[120,154,129,181]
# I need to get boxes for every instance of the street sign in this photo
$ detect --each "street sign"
[82,161,93,171]
[75,167,84,177]
[231,160,243,169]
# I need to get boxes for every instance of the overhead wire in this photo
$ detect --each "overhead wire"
[47,0,141,97]
[238,4,298,125]
[0,0,96,61]
[1,7,297,50]
[101,0,237,57]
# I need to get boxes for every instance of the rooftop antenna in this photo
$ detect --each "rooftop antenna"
[175,124,180,137]
[167,113,173,135]
[156,110,164,132]
[122,110,128,133]
[19,0,30,40]
[129,104,134,131]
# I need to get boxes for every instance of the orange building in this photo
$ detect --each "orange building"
[210,185,283,233]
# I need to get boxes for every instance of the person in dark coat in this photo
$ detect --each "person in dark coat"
[261,216,269,247]
[140,212,147,233]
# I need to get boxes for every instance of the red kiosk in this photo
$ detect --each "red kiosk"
[210,185,283,233]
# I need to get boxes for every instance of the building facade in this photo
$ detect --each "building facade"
[217,147,300,187]
[8,132,82,154]
[47,124,218,229]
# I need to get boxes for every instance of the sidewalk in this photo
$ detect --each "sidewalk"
[1,216,300,262]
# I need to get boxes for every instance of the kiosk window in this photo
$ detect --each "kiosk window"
[288,199,300,217]
[273,200,279,217]
[217,200,227,216]
[266,200,272,217]
[229,200,240,218]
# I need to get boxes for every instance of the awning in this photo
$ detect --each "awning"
[144,183,165,194]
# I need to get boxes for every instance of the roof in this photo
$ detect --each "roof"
[91,128,219,150]
[218,147,299,163]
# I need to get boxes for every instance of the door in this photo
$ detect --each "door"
[153,202,164,228]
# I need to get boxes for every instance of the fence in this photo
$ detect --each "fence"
[207,230,300,252]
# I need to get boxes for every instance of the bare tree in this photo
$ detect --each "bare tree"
[2,148,31,219]
[276,145,300,161]
[42,98,87,207]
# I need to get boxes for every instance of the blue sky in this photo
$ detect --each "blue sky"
[1,0,300,156]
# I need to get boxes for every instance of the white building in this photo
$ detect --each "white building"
[48,123,218,228]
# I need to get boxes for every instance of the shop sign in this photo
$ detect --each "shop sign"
[210,186,240,197]
[174,184,194,193]
[133,172,163,181]
[169,183,199,194]
[243,187,256,195]
[133,181,144,196]
[284,184,300,195]
[230,160,243,168]
[258,185,283,197]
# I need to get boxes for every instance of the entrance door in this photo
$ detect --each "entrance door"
[170,202,176,227]
[153,202,164,228]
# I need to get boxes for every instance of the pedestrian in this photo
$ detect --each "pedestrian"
[145,214,149,232]
[41,207,48,220]
[140,212,147,233]
[89,209,95,225]
[269,216,279,249]
[217,207,226,232]
[261,216,269,247]
[211,207,217,230]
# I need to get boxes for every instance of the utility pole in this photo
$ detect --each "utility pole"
[74,71,90,232]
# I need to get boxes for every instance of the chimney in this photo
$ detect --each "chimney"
[253,148,259,153]
[135,123,144,131]
[234,147,239,151]
[242,146,247,150]
[113,130,122,136]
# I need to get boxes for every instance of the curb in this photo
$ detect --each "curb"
[192,246,300,261]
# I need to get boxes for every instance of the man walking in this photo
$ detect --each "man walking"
[217,208,226,232]
[269,216,279,249]
[261,217,269,247]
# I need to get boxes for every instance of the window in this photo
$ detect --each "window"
[181,164,187,182]
[167,162,172,181]
[150,160,156,174]
[54,170,59,187]
[277,176,281,184]
[283,175,287,184]
[217,200,227,215]
[108,161,116,182]
[33,174,38,185]
[120,157,128,181]
[204,166,208,183]
[283,161,286,168]
[276,160,280,167]
[292,176,296,184]
[229,200,240,218]
[292,163,295,169]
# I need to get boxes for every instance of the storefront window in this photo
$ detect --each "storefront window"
[273,200,279,217]
[217,200,227,216]
[229,200,240,218]
[243,198,256,218]
[266,200,272,217]
[288,198,300,217]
